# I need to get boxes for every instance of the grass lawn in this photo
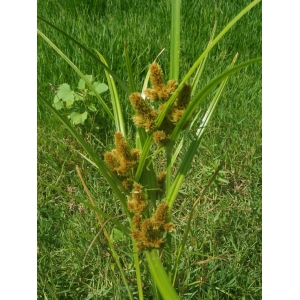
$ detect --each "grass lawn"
[37,0,262,299]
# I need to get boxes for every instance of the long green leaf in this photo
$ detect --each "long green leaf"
[135,59,260,184]
[191,18,217,96]
[131,234,144,300]
[170,58,262,143]
[195,54,238,139]
[37,15,130,94]
[38,92,130,214]
[137,68,151,149]
[169,49,229,167]
[169,18,218,168]
[170,0,181,81]
[167,54,246,209]
[170,108,203,168]
[95,50,126,137]
[145,250,180,300]
[167,139,201,208]
[37,29,115,121]
[134,135,153,183]
[155,0,261,129]
[124,41,136,93]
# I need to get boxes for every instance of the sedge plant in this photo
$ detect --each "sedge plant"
[38,0,261,298]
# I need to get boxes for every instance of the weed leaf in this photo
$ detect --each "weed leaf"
[89,81,108,96]
[57,83,74,103]
[68,111,88,125]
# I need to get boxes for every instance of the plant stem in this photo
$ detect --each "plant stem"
[124,41,136,93]
[132,237,144,300]
[165,144,173,279]
[145,250,180,299]
[170,0,181,81]
[165,144,173,196]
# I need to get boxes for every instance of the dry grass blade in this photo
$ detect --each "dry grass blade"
[193,254,229,266]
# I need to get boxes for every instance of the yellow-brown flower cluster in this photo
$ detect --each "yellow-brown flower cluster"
[131,202,174,251]
[156,171,166,197]
[129,62,191,146]
[167,83,192,123]
[104,132,140,190]
[129,93,158,132]
[127,183,148,213]
[143,62,178,102]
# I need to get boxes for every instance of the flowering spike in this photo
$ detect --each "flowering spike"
[149,62,164,90]
[129,63,190,148]
[131,201,174,251]
[127,183,148,213]
[104,132,140,176]
[157,171,166,196]
[129,92,157,131]
[176,83,191,110]
[143,63,177,102]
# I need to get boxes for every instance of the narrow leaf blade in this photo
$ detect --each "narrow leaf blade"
[145,250,180,300]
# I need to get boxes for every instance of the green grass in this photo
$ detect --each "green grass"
[38,0,261,299]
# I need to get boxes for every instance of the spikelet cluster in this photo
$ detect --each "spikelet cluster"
[129,93,157,132]
[129,62,192,146]
[156,171,166,197]
[104,132,140,190]
[125,180,172,251]
[153,82,192,146]
[132,202,174,251]
[143,63,178,102]
[127,183,148,213]
[168,83,192,123]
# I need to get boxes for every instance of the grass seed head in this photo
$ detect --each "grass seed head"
[129,92,158,131]
[104,132,140,176]
[176,83,191,110]
[144,63,177,102]
[157,171,166,195]
[149,62,164,90]
[131,201,174,251]
[127,183,148,213]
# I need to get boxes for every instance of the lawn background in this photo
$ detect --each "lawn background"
[37,1,262,299]
[4,1,300,299]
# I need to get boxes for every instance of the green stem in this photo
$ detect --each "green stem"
[95,50,127,137]
[165,144,173,196]
[165,144,173,279]
[124,41,136,93]
[132,238,144,300]
[170,0,181,81]
[149,269,161,300]
[134,135,152,182]
[145,250,180,300]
